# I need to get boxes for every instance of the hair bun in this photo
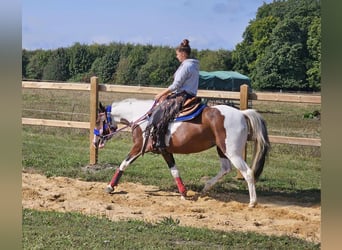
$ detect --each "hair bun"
[177,39,191,55]
[181,39,189,47]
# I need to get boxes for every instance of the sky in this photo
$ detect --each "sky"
[22,0,273,51]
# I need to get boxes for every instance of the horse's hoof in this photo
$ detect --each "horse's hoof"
[200,190,209,197]
[105,185,114,194]
[248,202,257,208]
[180,195,186,201]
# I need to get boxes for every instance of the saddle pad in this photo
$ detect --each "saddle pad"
[174,103,207,122]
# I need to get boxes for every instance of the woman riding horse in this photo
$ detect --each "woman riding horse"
[147,38,199,151]
[92,41,270,208]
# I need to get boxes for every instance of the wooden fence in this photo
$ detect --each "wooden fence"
[22,77,321,165]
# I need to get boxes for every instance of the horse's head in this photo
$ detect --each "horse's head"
[92,102,118,149]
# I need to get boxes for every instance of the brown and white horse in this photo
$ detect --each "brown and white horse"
[93,98,270,207]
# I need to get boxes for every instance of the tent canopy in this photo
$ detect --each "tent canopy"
[199,71,251,92]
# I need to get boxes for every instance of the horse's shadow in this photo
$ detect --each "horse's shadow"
[154,184,320,208]
[108,190,128,195]
[257,188,320,205]
[209,188,321,207]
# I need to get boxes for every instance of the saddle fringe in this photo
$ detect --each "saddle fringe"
[141,96,202,155]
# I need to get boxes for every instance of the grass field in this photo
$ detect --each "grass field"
[23,209,319,249]
[22,88,321,249]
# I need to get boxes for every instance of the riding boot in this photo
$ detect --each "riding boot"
[155,131,167,150]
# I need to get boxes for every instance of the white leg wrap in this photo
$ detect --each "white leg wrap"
[170,166,179,178]
[119,160,129,171]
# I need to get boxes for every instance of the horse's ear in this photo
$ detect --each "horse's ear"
[99,102,105,112]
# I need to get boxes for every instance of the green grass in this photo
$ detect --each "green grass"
[253,100,321,138]
[23,209,320,250]
[22,89,321,248]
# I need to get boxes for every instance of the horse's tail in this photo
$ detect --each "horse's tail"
[242,109,270,180]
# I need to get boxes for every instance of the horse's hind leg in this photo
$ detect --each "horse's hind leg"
[202,147,232,194]
[228,154,257,208]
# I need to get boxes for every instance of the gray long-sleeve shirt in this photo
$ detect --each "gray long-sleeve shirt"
[168,59,199,96]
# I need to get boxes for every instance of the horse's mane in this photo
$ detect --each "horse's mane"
[111,98,154,123]
[113,98,139,103]
[112,98,153,106]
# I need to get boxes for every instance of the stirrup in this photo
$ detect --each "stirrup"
[152,141,166,152]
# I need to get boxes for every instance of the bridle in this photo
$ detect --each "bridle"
[93,105,117,148]
[93,101,158,149]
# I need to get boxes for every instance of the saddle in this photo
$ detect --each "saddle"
[142,95,206,154]
[177,97,202,118]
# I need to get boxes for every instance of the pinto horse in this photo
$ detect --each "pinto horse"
[93,98,270,207]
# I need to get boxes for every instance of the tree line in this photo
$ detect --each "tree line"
[22,0,320,92]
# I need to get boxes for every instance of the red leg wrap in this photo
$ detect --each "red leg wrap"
[109,169,123,187]
[175,177,187,196]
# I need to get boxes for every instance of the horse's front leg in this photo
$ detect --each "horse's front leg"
[105,126,144,193]
[105,152,141,193]
[161,150,187,199]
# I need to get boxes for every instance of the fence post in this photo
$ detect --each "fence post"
[89,76,99,165]
[236,84,249,179]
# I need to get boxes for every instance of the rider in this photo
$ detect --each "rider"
[147,39,200,151]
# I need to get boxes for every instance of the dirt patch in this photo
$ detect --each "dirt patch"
[22,172,320,243]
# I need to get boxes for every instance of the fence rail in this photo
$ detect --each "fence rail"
[22,78,321,164]
[21,118,320,146]
[22,81,321,103]
[22,118,90,129]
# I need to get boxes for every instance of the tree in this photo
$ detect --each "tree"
[114,45,152,85]
[88,43,108,58]
[232,0,321,91]
[306,17,321,90]
[42,48,70,81]
[22,49,32,79]
[25,50,51,80]
[254,19,307,90]
[198,49,233,71]
[231,42,251,76]
[90,47,121,83]
[137,47,178,86]
[68,43,95,81]
[232,15,279,78]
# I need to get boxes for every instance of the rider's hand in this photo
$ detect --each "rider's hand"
[155,88,171,101]
[155,93,163,101]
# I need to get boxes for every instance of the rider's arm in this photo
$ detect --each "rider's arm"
[155,88,171,101]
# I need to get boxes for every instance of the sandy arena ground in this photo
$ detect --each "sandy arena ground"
[22,171,320,243]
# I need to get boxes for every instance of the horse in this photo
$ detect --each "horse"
[93,98,270,207]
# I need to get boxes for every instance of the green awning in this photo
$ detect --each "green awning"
[199,71,251,92]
